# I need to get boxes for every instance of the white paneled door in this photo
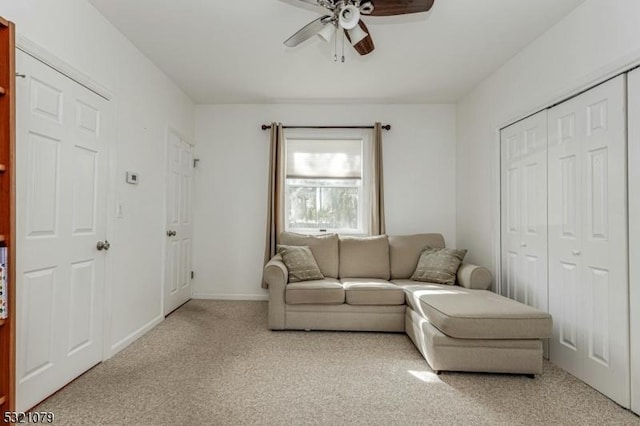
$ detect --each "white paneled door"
[16,52,111,411]
[628,68,640,415]
[548,75,629,407]
[500,111,549,313]
[164,130,194,315]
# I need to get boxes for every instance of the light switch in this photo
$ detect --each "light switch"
[116,201,124,219]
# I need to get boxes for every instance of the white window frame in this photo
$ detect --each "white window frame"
[283,128,372,236]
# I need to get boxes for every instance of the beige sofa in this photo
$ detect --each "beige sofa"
[263,233,552,376]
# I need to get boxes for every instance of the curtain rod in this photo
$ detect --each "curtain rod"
[261,124,391,131]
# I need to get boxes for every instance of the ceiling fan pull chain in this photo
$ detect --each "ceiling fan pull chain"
[341,29,346,63]
[334,22,338,62]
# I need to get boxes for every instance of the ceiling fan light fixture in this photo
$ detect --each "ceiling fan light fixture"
[317,22,337,43]
[359,1,374,14]
[339,4,360,30]
[286,0,437,59]
[347,24,368,45]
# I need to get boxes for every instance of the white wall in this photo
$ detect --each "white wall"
[193,104,456,299]
[0,0,195,354]
[456,0,640,278]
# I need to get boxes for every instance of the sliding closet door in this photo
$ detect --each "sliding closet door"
[548,75,629,407]
[500,111,548,312]
[628,68,640,415]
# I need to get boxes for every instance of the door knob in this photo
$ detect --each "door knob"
[166,230,177,237]
[571,249,582,256]
[97,240,110,251]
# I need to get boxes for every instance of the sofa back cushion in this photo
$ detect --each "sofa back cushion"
[388,234,446,279]
[339,235,390,279]
[279,232,339,278]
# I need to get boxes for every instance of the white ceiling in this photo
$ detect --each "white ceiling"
[89,0,585,104]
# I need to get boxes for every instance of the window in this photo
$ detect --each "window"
[284,132,371,235]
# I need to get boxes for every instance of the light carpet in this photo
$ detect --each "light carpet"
[36,300,639,425]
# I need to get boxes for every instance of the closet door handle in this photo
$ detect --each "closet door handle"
[571,250,582,256]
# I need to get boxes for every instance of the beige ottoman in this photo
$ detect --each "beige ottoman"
[402,284,552,376]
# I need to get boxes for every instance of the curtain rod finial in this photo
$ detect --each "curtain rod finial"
[382,124,391,131]
[261,124,271,131]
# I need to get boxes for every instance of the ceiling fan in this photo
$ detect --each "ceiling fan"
[284,0,435,58]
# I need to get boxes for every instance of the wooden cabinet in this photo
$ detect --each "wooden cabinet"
[0,16,16,414]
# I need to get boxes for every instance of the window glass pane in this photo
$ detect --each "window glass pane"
[287,186,317,229]
[287,179,360,231]
[318,186,359,229]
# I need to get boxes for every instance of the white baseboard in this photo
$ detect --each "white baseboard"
[109,315,164,357]
[192,293,269,301]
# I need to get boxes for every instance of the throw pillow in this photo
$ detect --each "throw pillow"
[279,232,339,278]
[411,247,468,285]
[277,245,324,283]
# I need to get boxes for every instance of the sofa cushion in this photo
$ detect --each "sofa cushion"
[403,285,552,339]
[277,245,324,283]
[389,234,446,279]
[339,235,390,279]
[280,232,339,278]
[411,247,467,285]
[392,280,452,312]
[285,278,345,305]
[342,278,405,305]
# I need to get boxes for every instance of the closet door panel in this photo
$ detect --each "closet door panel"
[500,111,548,311]
[548,96,584,379]
[501,129,523,301]
[548,75,629,407]
[580,76,628,405]
[627,67,640,415]
[521,120,548,310]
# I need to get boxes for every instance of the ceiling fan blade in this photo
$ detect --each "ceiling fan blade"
[295,0,321,6]
[369,0,435,16]
[345,20,375,56]
[284,15,332,47]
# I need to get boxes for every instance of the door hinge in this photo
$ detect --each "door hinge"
[193,158,200,168]
[191,271,195,280]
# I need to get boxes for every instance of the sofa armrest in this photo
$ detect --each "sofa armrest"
[457,263,492,290]
[263,255,288,330]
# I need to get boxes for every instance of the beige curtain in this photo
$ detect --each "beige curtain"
[370,122,386,235]
[263,123,285,287]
